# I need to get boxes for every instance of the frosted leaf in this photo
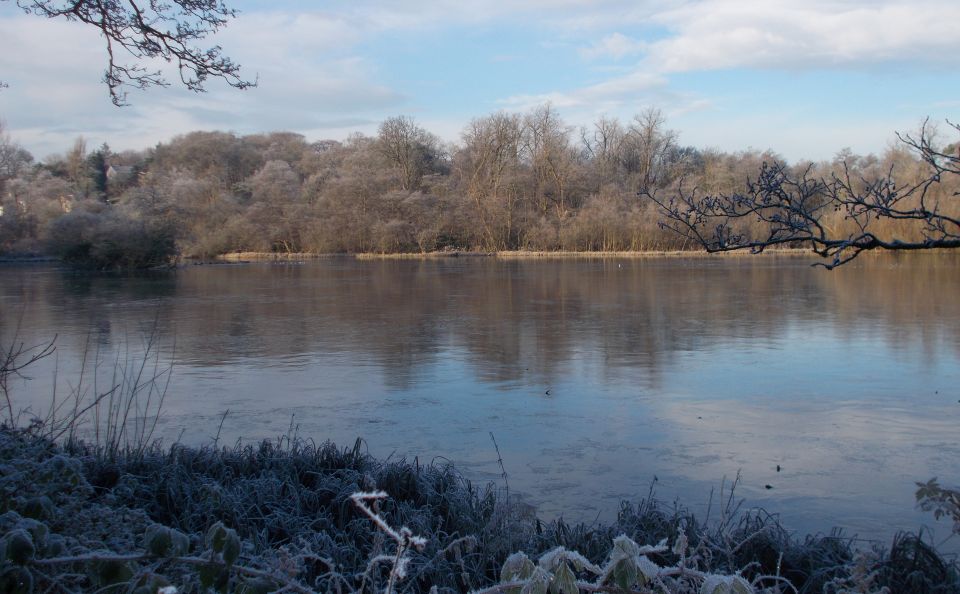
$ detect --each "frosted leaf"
[565,550,601,574]
[538,547,601,574]
[538,547,565,571]
[520,567,551,594]
[603,557,639,590]
[550,562,579,594]
[501,552,535,583]
[731,576,754,594]
[701,575,728,594]
[637,538,669,555]
[700,574,754,594]
[637,555,661,581]
[611,535,640,560]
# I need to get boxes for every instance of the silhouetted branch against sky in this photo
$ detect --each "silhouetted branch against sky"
[10,0,254,105]
[645,119,960,269]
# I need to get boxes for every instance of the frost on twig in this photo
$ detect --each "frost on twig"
[350,490,428,593]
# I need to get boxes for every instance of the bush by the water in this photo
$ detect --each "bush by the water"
[45,209,177,269]
[0,426,957,593]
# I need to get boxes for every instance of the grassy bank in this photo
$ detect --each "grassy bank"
[1,426,957,593]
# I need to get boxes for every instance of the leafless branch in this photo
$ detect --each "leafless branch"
[14,0,256,105]
[1,314,57,425]
[645,118,960,269]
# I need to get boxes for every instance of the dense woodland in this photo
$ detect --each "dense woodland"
[1,107,957,266]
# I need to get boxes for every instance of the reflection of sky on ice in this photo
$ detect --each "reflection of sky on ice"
[2,256,959,546]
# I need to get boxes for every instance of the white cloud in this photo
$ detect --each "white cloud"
[645,0,960,72]
[580,33,647,60]
[499,71,667,111]
[219,11,362,61]
[496,0,960,159]
[2,1,958,160]
[0,10,406,156]
[345,0,656,30]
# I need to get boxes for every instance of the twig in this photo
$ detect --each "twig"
[213,409,230,448]
[489,431,510,502]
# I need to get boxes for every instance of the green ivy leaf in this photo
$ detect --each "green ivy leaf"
[205,522,228,553]
[22,496,54,521]
[169,528,190,556]
[3,530,35,565]
[42,533,66,557]
[12,518,48,550]
[236,576,277,594]
[93,559,134,587]
[144,524,173,556]
[0,566,34,594]
[198,562,227,591]
[222,530,241,566]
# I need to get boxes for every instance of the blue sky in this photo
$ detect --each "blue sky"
[1,0,958,161]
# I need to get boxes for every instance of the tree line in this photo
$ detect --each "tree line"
[1,108,957,267]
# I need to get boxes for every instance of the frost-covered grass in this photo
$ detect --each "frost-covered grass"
[0,426,957,593]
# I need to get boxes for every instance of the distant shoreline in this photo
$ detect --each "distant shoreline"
[3,248,956,267]
[213,248,815,262]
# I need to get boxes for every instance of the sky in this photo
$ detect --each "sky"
[1,0,959,161]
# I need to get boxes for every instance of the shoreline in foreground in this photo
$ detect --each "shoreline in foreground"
[1,425,956,593]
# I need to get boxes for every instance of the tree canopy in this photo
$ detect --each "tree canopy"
[2,108,959,267]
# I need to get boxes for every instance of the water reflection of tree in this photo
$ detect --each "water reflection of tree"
[2,256,959,386]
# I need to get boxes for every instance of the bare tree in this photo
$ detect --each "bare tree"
[645,119,960,268]
[581,115,624,192]
[0,122,33,184]
[458,111,525,249]
[245,159,305,252]
[9,0,254,105]
[623,108,677,195]
[376,116,439,192]
[523,104,579,218]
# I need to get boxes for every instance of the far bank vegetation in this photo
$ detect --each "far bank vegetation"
[1,110,957,265]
